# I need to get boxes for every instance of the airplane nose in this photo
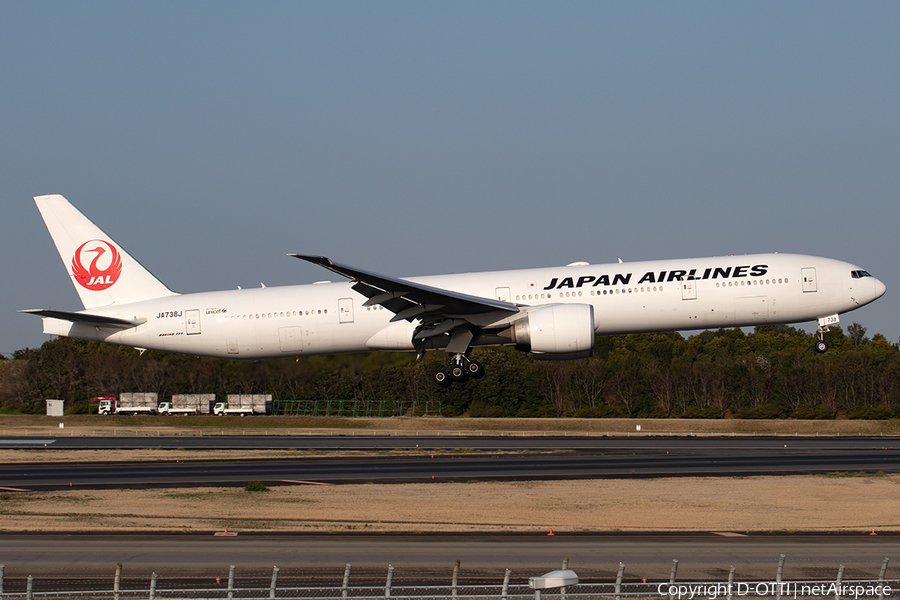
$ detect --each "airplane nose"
[874,278,886,299]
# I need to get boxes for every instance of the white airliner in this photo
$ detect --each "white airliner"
[22,195,886,385]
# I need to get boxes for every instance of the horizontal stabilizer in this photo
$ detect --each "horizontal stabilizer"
[18,309,146,329]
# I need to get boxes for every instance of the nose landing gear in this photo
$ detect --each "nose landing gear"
[815,314,839,354]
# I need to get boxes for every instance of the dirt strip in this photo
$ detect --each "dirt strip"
[1,474,896,533]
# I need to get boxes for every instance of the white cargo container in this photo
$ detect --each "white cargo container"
[168,394,215,414]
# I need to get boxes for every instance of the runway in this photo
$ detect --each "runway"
[2,438,898,589]
[1,436,898,489]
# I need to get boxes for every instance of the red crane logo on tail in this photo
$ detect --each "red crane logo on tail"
[72,240,122,291]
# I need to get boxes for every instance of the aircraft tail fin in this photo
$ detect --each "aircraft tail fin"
[34,194,177,309]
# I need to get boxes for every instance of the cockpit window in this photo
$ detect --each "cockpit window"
[851,270,873,278]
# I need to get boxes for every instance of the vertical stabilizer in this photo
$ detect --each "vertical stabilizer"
[35,194,177,309]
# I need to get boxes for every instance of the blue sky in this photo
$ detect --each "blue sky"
[2,1,898,355]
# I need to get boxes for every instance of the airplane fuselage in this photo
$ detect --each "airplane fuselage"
[40,252,884,360]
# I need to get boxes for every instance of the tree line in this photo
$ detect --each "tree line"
[1,323,898,419]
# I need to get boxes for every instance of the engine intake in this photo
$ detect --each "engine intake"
[512,303,595,360]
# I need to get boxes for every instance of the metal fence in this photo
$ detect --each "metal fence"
[0,557,895,600]
[273,398,414,417]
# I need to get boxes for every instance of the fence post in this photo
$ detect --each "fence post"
[668,560,678,600]
[26,575,33,600]
[1,563,4,596]
[149,572,157,600]
[878,558,889,600]
[775,555,785,600]
[228,565,235,600]
[385,565,394,600]
[561,557,569,600]
[835,565,844,600]
[452,559,460,599]
[615,562,625,600]
[342,563,351,600]
[114,563,123,600]
[501,569,511,600]
[269,565,279,599]
[726,566,735,600]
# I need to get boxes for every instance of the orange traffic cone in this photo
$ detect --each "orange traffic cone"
[548,529,555,536]
[871,529,877,536]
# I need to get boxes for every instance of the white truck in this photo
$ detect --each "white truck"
[213,402,254,416]
[96,394,157,415]
[157,402,198,416]
[213,394,271,416]
[158,394,215,416]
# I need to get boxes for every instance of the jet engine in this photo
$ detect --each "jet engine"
[509,303,595,360]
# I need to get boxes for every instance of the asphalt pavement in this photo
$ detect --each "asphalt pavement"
[1,436,898,489]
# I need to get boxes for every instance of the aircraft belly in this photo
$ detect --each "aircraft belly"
[367,321,416,350]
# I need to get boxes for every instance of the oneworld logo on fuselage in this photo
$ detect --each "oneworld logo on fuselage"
[71,239,123,291]
[544,264,769,289]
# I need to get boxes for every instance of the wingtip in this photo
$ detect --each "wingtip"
[291,254,333,266]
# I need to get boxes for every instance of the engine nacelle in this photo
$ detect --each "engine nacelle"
[512,303,595,360]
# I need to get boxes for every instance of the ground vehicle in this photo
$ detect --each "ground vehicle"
[157,402,198,416]
[213,395,271,416]
[158,394,215,416]
[212,402,254,416]
[96,394,157,415]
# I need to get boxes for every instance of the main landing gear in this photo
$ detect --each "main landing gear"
[434,354,484,386]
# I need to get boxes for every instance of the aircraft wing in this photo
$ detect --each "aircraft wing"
[291,255,519,323]
[18,309,147,329]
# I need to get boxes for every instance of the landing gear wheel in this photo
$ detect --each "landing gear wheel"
[814,339,829,354]
[449,364,467,382]
[434,370,450,386]
[466,360,484,379]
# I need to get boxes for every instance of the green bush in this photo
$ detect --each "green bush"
[790,406,835,420]
[678,406,723,419]
[467,402,507,418]
[574,405,619,418]
[733,404,784,419]
[244,481,269,492]
[847,407,893,420]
